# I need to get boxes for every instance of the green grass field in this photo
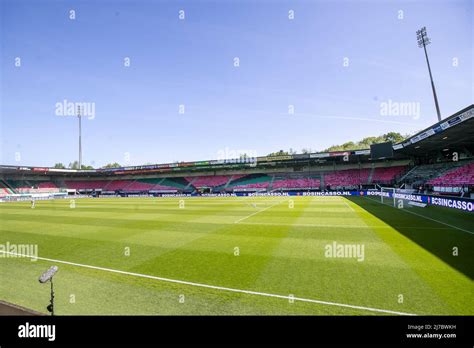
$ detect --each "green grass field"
[0,195,472,315]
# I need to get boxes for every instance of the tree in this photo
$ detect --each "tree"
[384,132,406,143]
[323,132,409,152]
[68,161,79,169]
[53,163,66,169]
[268,150,289,157]
[68,161,94,169]
[102,162,122,169]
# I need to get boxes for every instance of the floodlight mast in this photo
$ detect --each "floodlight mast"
[417,26,442,122]
[77,105,82,170]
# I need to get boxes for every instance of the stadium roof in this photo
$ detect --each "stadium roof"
[394,104,474,156]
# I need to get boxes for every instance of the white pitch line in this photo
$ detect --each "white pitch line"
[234,199,287,224]
[365,196,474,235]
[342,199,355,212]
[0,250,416,316]
[238,222,451,229]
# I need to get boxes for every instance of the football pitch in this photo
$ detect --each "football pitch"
[0,195,472,315]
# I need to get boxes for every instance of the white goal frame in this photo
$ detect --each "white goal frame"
[380,187,396,207]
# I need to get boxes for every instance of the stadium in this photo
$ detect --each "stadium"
[1,104,473,317]
[0,0,474,328]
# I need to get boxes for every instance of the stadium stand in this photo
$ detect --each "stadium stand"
[370,166,407,184]
[4,180,59,193]
[119,181,154,191]
[103,180,133,191]
[401,161,471,186]
[5,180,30,190]
[427,161,474,187]
[0,180,15,195]
[37,182,58,189]
[272,177,321,189]
[0,184,11,196]
[1,162,469,196]
[65,180,109,190]
[66,179,183,192]
[185,175,230,188]
[227,174,272,190]
[323,168,371,188]
[159,178,189,190]
[118,178,184,192]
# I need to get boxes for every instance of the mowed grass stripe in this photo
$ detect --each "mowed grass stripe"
[248,196,462,314]
[1,256,381,315]
[0,196,298,290]
[0,250,417,316]
[0,199,255,272]
[0,215,383,242]
[129,197,305,290]
[0,196,472,315]
[350,196,474,314]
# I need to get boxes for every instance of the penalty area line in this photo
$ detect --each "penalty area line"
[234,199,287,224]
[0,250,416,316]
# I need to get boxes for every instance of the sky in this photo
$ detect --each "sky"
[0,0,472,168]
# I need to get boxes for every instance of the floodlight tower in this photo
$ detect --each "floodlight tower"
[77,105,82,170]
[416,26,442,122]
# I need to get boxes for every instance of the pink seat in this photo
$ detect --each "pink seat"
[185,176,231,188]
[427,163,474,187]
[324,169,371,186]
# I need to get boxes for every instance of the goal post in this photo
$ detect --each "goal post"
[380,187,396,207]
[380,187,427,210]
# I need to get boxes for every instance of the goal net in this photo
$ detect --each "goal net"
[380,187,396,207]
[380,187,427,209]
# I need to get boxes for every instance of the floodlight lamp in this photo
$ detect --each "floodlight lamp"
[39,266,59,283]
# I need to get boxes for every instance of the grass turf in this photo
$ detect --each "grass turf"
[0,195,472,315]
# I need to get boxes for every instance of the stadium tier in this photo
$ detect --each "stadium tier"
[185,175,230,188]
[119,181,155,191]
[103,180,133,191]
[64,180,109,190]
[1,161,471,195]
[64,179,183,192]
[233,182,270,190]
[3,179,59,193]
[371,166,407,184]
[227,174,272,190]
[323,168,371,187]
[37,181,57,189]
[427,161,474,187]
[272,177,321,189]
[0,180,14,196]
[401,160,472,186]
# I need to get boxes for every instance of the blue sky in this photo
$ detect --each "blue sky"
[1,0,472,167]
